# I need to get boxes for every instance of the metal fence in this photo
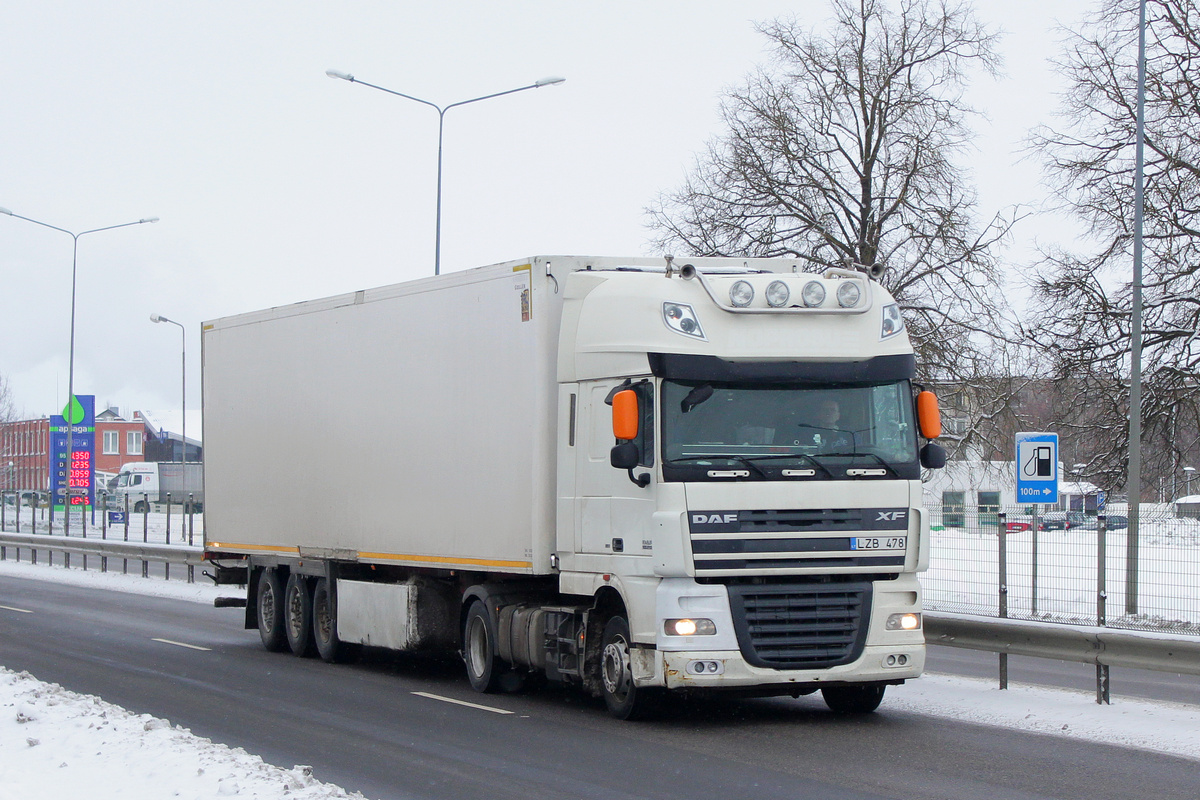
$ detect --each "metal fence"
[923,505,1200,636]
[0,490,204,582]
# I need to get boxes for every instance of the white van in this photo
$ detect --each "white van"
[108,461,203,512]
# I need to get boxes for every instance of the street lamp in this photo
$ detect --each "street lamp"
[0,206,158,534]
[326,69,565,276]
[150,314,187,502]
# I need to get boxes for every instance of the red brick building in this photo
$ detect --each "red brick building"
[95,408,148,474]
[2,409,147,492]
[1,417,49,492]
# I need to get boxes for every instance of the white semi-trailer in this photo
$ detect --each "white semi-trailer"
[202,255,945,719]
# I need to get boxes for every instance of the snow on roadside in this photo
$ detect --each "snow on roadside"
[889,673,1200,761]
[0,667,364,800]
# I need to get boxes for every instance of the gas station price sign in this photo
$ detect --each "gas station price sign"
[50,394,96,512]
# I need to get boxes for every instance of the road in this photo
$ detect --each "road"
[1,573,1197,800]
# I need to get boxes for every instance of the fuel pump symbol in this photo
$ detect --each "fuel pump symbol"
[1023,445,1053,477]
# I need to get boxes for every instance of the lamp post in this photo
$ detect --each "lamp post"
[326,69,565,276]
[0,206,158,534]
[150,314,186,501]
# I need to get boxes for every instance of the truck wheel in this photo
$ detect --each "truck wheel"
[284,574,316,657]
[134,500,148,514]
[821,684,886,714]
[312,578,354,663]
[463,601,505,693]
[256,569,288,652]
[600,615,658,720]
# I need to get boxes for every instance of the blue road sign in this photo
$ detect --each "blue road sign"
[1016,431,1059,506]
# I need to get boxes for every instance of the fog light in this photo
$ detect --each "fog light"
[665,618,717,636]
[686,660,725,675]
[885,612,921,631]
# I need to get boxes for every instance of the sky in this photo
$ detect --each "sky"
[0,0,1094,434]
[1,559,1198,800]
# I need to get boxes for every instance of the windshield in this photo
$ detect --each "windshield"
[661,379,920,481]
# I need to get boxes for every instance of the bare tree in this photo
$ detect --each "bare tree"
[0,372,15,423]
[647,0,1024,454]
[1028,0,1200,495]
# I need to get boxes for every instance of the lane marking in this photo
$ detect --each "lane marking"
[152,638,212,652]
[411,691,513,715]
[0,604,33,614]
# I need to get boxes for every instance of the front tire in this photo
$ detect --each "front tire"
[463,600,505,693]
[256,569,288,652]
[284,574,316,657]
[821,683,886,714]
[600,615,658,720]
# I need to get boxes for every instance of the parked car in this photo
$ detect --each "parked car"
[2,490,48,507]
[1005,510,1090,533]
[1040,511,1090,530]
[1078,514,1128,530]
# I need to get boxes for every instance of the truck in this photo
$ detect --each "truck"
[201,255,945,719]
[107,461,204,513]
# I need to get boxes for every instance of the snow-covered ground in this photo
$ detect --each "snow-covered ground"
[924,514,1200,630]
[1,558,1198,800]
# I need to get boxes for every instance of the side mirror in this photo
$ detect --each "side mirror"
[920,441,946,469]
[916,391,942,439]
[611,441,640,470]
[612,389,639,440]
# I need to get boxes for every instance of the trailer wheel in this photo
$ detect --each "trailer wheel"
[284,574,316,657]
[821,683,886,714]
[256,569,288,652]
[312,578,354,663]
[600,615,659,720]
[463,601,505,693]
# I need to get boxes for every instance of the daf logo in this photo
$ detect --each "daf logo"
[693,513,738,525]
[877,511,907,521]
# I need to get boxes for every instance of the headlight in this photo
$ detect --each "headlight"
[885,612,921,631]
[801,280,826,307]
[881,303,905,339]
[765,280,791,308]
[836,281,862,308]
[664,618,717,636]
[729,280,754,307]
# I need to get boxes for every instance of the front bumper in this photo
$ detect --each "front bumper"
[653,643,925,690]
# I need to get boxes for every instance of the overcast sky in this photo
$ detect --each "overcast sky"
[1,0,1091,435]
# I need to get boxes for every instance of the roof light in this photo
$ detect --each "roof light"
[729,280,754,307]
[765,280,791,308]
[837,281,862,308]
[801,280,826,307]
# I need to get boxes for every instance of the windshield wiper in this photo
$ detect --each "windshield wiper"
[736,452,835,478]
[666,455,768,480]
[818,450,899,476]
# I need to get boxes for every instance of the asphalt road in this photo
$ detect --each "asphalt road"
[1,573,1197,800]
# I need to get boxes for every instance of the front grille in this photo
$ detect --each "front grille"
[727,582,871,669]
[688,507,911,576]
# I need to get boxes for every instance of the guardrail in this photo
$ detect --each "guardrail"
[0,531,204,581]
[3,531,1197,703]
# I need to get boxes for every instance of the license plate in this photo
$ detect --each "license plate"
[851,536,907,551]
